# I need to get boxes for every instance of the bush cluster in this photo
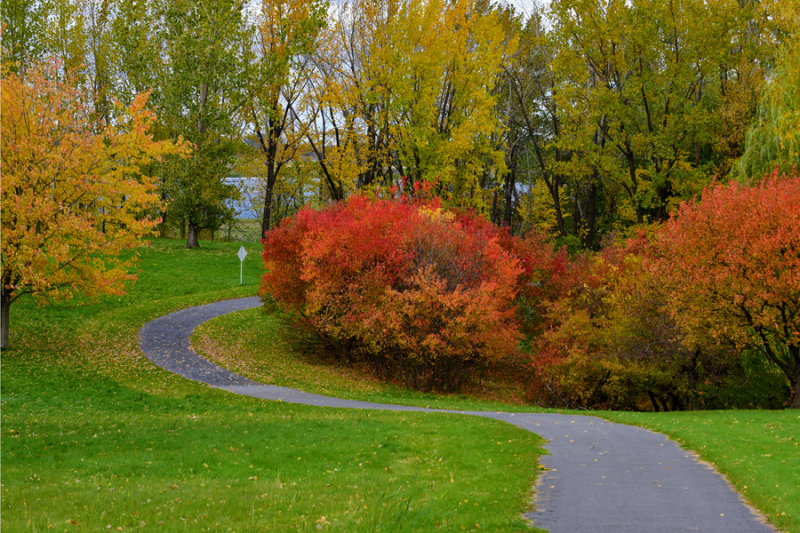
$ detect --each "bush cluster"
[530,170,799,410]
[261,194,558,391]
[261,171,799,408]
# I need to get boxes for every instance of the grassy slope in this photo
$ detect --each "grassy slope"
[193,308,538,412]
[195,301,800,533]
[1,239,544,532]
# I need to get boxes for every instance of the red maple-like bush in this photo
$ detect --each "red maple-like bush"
[658,169,800,407]
[528,169,800,410]
[261,194,557,391]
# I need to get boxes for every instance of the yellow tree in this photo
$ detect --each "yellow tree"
[306,0,514,207]
[383,0,514,207]
[0,61,189,348]
[246,0,326,235]
[303,0,391,199]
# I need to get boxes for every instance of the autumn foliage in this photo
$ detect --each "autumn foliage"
[658,170,800,408]
[530,170,800,410]
[261,194,558,391]
[0,60,189,348]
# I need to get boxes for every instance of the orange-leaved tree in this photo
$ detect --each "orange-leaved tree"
[658,169,800,407]
[0,60,190,349]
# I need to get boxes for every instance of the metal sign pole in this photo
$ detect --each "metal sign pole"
[237,245,248,286]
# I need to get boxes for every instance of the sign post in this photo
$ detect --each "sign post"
[237,245,248,286]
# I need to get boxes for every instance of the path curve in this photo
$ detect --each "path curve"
[140,297,773,533]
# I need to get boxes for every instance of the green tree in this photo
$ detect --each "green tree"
[2,0,47,70]
[546,0,772,237]
[245,0,326,236]
[738,40,800,180]
[153,0,248,248]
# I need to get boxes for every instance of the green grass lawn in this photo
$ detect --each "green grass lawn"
[1,239,544,532]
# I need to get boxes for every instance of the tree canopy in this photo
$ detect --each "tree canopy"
[0,60,188,348]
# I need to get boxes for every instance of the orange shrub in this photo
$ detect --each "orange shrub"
[261,195,556,391]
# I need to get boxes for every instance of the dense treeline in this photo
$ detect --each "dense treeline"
[4,0,797,244]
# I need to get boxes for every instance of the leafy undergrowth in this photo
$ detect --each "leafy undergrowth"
[193,308,538,412]
[599,410,800,533]
[1,239,545,532]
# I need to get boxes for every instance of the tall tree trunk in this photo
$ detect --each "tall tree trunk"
[261,188,273,239]
[503,148,518,229]
[583,178,598,249]
[1,292,10,350]
[260,157,277,238]
[185,222,200,249]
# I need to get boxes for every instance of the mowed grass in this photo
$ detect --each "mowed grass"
[194,290,800,533]
[1,238,545,532]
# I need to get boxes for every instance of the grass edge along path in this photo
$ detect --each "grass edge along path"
[181,298,775,533]
[195,303,799,533]
[1,239,546,532]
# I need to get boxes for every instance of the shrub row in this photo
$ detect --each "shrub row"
[261,170,800,408]
[531,170,799,410]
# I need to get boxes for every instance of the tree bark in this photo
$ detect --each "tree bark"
[261,186,274,239]
[1,292,10,350]
[185,222,200,249]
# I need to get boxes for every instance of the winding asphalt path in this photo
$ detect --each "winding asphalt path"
[140,297,774,532]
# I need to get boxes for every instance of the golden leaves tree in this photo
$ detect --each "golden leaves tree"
[245,0,326,235]
[0,61,189,348]
[307,0,514,207]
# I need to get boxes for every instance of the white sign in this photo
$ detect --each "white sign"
[237,246,248,285]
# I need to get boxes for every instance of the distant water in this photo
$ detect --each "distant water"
[225,177,262,220]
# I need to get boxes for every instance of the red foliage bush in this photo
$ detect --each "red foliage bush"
[261,195,557,391]
[527,238,722,410]
[529,170,800,410]
[657,169,800,407]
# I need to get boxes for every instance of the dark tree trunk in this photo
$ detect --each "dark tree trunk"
[503,150,518,229]
[185,222,200,249]
[260,170,275,239]
[789,345,800,408]
[584,178,598,249]
[1,292,10,350]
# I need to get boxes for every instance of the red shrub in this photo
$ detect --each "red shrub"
[658,169,800,407]
[260,195,555,391]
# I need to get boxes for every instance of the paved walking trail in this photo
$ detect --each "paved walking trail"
[140,297,774,533]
